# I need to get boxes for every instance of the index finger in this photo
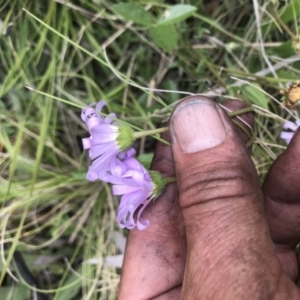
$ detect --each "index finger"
[118,97,255,299]
[118,130,186,300]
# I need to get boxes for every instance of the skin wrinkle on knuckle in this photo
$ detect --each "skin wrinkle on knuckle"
[184,179,251,201]
[184,202,257,240]
[177,160,257,209]
[181,158,253,183]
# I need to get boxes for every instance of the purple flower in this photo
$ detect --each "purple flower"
[111,158,155,230]
[81,101,169,231]
[280,119,300,144]
[81,101,134,181]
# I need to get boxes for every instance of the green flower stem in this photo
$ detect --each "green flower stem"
[246,123,257,148]
[228,106,254,117]
[132,108,253,144]
[231,119,257,148]
[132,108,253,141]
[271,5,296,39]
[227,106,256,147]
[164,177,176,184]
[133,127,169,139]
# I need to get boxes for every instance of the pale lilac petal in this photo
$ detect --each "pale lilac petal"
[120,176,148,188]
[81,104,96,122]
[117,207,135,229]
[110,160,128,176]
[127,148,136,157]
[136,198,153,230]
[86,170,98,182]
[90,128,118,137]
[123,157,145,171]
[113,166,127,177]
[99,159,129,184]
[89,142,117,159]
[94,123,115,130]
[118,148,136,160]
[89,151,117,174]
[281,119,300,144]
[118,194,140,212]
[280,132,294,139]
[117,202,136,228]
[127,170,145,183]
[90,124,118,135]
[104,113,117,124]
[144,173,151,181]
[85,116,102,130]
[89,157,114,178]
[101,174,123,184]
[82,138,92,150]
[117,191,151,230]
[113,166,155,230]
[118,191,143,211]
[82,101,106,124]
[113,185,143,195]
[90,134,118,145]
[95,100,107,112]
[283,121,298,131]
[280,132,294,144]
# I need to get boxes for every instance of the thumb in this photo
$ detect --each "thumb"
[170,96,260,215]
[169,96,290,299]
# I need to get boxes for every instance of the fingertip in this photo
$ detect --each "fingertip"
[170,96,226,154]
[169,96,255,156]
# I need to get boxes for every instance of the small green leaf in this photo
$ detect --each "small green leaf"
[137,153,154,170]
[55,266,83,300]
[149,25,178,53]
[156,5,197,26]
[241,84,269,109]
[270,41,294,58]
[70,171,87,180]
[277,70,298,80]
[261,0,300,34]
[112,3,153,26]
[0,284,30,300]
[164,80,180,104]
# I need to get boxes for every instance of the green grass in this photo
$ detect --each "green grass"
[0,0,300,299]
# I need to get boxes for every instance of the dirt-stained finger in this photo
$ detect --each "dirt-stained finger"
[119,96,255,300]
[262,129,300,282]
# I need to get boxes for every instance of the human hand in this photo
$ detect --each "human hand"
[118,95,300,299]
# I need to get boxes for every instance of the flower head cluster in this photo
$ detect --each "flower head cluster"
[81,101,166,230]
[81,101,134,181]
[280,119,300,144]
